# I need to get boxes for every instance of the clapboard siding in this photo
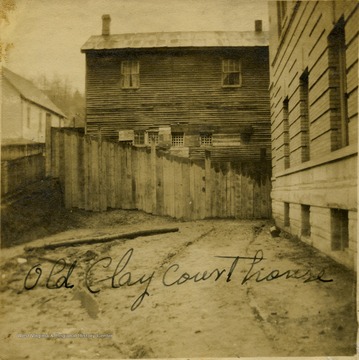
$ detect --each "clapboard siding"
[85,48,271,149]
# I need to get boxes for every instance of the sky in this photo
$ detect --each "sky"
[2,0,269,92]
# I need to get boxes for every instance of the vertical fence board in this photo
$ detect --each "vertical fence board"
[91,138,100,211]
[150,145,156,213]
[99,140,107,211]
[199,165,206,219]
[77,135,85,209]
[70,133,79,208]
[64,132,72,209]
[131,147,138,209]
[189,161,196,219]
[205,155,212,218]
[156,152,164,215]
[173,159,180,218]
[114,144,121,208]
[163,157,173,216]
[182,161,191,220]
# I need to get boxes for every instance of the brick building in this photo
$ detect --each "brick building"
[268,1,358,269]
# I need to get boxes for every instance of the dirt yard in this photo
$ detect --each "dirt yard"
[0,181,357,359]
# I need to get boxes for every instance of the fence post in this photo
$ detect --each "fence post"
[45,114,52,177]
[205,150,212,218]
[151,142,156,213]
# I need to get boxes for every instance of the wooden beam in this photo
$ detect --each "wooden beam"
[25,227,180,251]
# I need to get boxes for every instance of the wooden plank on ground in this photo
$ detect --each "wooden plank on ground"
[25,227,180,250]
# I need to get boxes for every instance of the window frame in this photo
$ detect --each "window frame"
[222,59,242,88]
[121,60,140,89]
[301,204,311,237]
[134,130,145,145]
[328,17,349,150]
[171,132,184,147]
[283,97,290,169]
[200,133,213,146]
[299,69,310,162]
[147,131,159,145]
[277,1,288,37]
[331,208,349,251]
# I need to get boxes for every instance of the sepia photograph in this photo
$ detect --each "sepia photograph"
[0,0,357,359]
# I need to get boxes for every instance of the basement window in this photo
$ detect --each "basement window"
[284,202,290,227]
[260,148,266,161]
[134,130,145,145]
[200,133,213,146]
[331,209,349,250]
[222,59,241,87]
[171,132,184,147]
[148,131,159,145]
[121,60,140,89]
[301,205,311,236]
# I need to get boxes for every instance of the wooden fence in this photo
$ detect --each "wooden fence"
[49,128,271,220]
[1,153,45,196]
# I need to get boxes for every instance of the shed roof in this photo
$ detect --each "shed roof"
[3,67,66,118]
[81,31,268,52]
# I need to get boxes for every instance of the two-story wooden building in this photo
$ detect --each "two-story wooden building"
[81,16,271,161]
[268,1,358,269]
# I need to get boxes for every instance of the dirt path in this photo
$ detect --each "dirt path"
[0,215,356,359]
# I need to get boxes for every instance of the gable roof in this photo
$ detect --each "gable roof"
[81,30,269,52]
[2,67,66,118]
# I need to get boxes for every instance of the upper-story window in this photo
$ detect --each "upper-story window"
[222,59,241,87]
[299,69,310,162]
[277,1,288,36]
[328,17,348,150]
[121,60,140,89]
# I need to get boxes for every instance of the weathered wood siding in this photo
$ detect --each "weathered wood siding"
[1,143,45,161]
[1,153,45,196]
[85,47,271,159]
[50,128,271,220]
